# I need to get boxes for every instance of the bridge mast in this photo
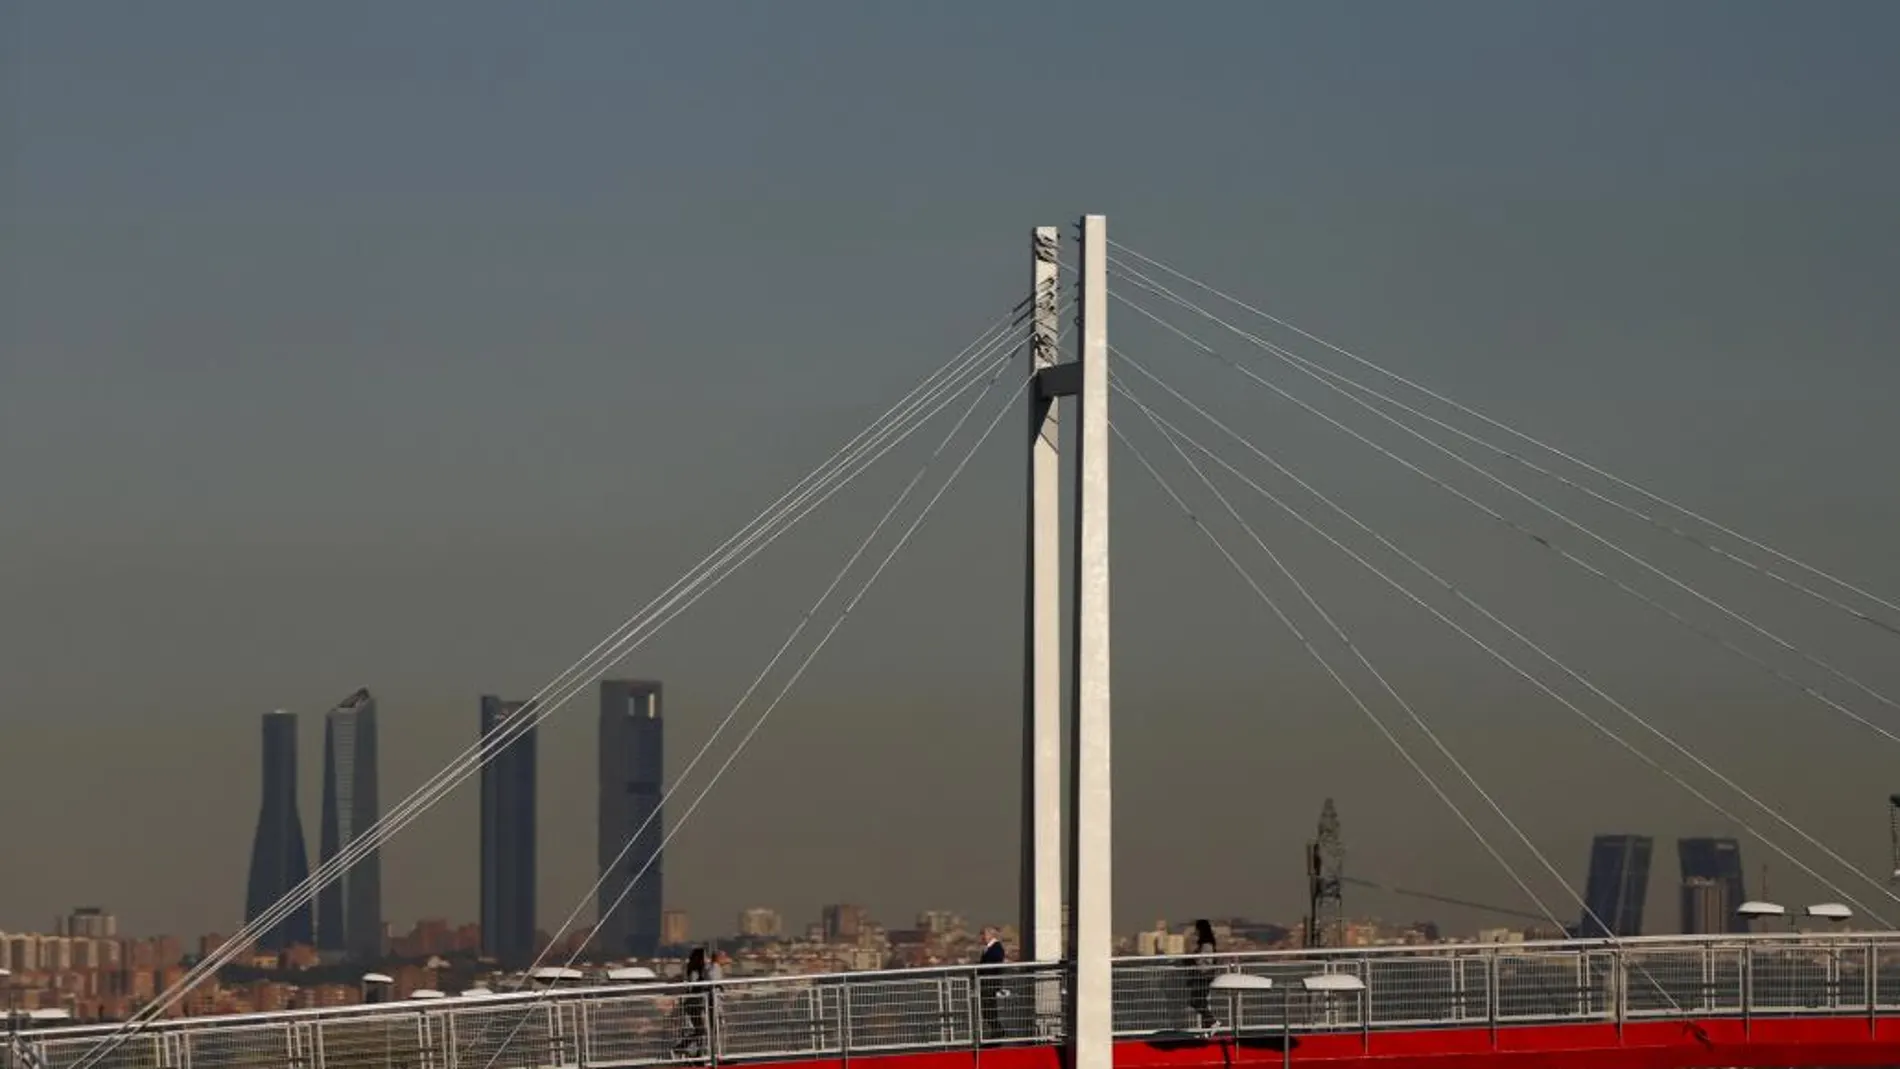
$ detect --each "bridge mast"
[1070,214,1113,1069]
[1024,215,1110,1069]
[1022,226,1063,964]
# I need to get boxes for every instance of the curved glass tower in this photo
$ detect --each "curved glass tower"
[245,710,314,950]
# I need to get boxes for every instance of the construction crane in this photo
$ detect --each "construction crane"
[1304,799,1345,948]
[1339,876,1550,924]
[1888,794,1900,881]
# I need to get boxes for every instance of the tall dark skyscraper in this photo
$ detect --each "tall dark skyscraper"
[481,695,538,969]
[598,679,664,959]
[318,688,383,961]
[1678,837,1748,935]
[245,711,314,950]
[1577,834,1652,938]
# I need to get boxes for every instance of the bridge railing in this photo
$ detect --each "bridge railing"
[17,933,1900,1069]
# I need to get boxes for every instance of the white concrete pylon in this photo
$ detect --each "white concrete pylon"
[1067,212,1112,1069]
[1022,225,1063,965]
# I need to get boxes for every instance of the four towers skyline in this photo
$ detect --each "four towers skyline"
[244,680,667,963]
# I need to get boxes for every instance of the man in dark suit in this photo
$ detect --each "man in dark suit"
[977,926,1006,1039]
[979,927,1006,965]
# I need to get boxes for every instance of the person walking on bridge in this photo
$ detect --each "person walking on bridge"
[1185,919,1219,1029]
[977,926,1006,1040]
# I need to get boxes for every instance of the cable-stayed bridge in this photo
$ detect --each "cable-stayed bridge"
[14,216,1900,1069]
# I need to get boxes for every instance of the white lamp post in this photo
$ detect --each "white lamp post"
[1207,972,1272,1033]
[361,972,395,1004]
[1737,900,1787,933]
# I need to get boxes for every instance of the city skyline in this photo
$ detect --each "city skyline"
[5,3,1899,944]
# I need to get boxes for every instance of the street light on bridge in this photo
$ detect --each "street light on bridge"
[1806,902,1852,925]
[1739,900,1853,933]
[1209,970,1369,1069]
[360,972,394,1004]
[1737,900,1787,932]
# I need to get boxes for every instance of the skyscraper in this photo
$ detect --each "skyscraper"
[598,679,663,959]
[318,688,382,961]
[1679,837,1748,935]
[1681,876,1733,936]
[245,711,314,950]
[661,909,691,948]
[481,695,538,969]
[1577,834,1652,938]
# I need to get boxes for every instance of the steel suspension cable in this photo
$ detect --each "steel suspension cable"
[1117,396,1683,1009]
[156,335,1019,1019]
[74,307,1031,1066]
[1114,420,1565,931]
[447,324,1054,1067]
[1111,356,1895,923]
[1106,238,1900,627]
[1109,278,1900,742]
[472,371,1035,1069]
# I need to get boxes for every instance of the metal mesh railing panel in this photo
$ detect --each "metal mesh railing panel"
[1493,951,1596,1022]
[1833,948,1874,1012]
[1619,946,1737,1016]
[973,968,1062,1045]
[734,982,835,1060]
[1109,962,1202,1034]
[185,1026,293,1069]
[1364,955,1469,1026]
[577,991,682,1068]
[842,972,971,1051]
[714,981,844,1060]
[440,1004,559,1069]
[33,1034,163,1069]
[317,1016,433,1069]
[1874,944,1900,1009]
[1749,946,1841,1013]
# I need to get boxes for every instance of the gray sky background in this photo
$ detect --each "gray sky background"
[4,1,1900,944]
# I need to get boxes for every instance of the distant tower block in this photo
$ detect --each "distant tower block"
[245,711,314,951]
[599,679,665,959]
[319,688,383,962]
[481,695,538,970]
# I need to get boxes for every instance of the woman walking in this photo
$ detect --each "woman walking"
[1185,919,1219,1029]
[674,947,710,1057]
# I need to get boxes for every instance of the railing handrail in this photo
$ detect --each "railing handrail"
[1131,929,1900,963]
[16,930,1893,1042]
[14,961,1070,1039]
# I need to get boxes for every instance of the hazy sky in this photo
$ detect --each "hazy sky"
[5,2,1900,947]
